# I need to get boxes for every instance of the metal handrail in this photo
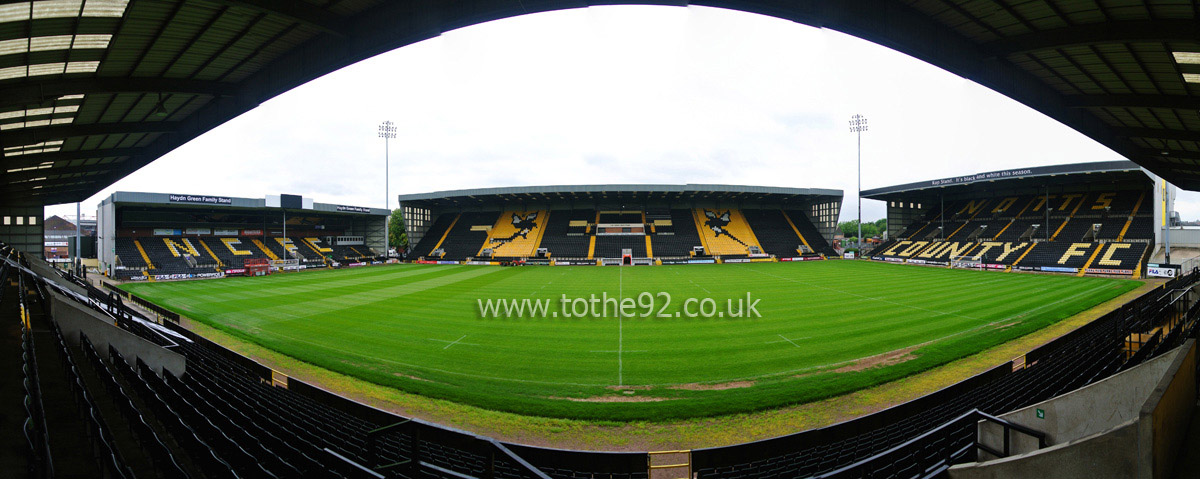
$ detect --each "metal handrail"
[974,410,1048,458]
[814,408,980,478]
[489,439,554,479]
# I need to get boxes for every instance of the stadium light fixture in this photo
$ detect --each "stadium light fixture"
[153,93,168,117]
[379,120,398,258]
[1172,52,1200,64]
[849,114,868,249]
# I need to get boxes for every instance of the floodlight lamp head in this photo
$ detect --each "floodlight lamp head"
[848,114,868,133]
[378,120,397,139]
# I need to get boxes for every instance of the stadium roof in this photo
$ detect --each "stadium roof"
[102,191,387,216]
[396,184,842,209]
[3,1,1200,207]
[861,160,1152,201]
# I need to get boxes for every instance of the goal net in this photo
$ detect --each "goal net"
[270,259,301,271]
[949,255,984,270]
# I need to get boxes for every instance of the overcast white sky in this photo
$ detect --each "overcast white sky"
[44,5,1200,222]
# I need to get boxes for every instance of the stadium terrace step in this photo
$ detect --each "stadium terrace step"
[134,239,155,269]
[298,237,329,260]
[784,210,836,255]
[692,208,764,256]
[273,237,301,259]
[410,214,457,258]
[197,237,224,267]
[478,210,549,258]
[538,209,597,259]
[650,209,704,259]
[870,240,1148,275]
[252,238,281,260]
[435,212,499,260]
[744,209,809,257]
[1116,192,1146,241]
[0,274,32,473]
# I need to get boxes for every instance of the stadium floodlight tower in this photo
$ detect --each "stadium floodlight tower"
[379,120,397,258]
[849,114,868,251]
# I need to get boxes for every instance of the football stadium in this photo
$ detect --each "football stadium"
[3,2,1200,479]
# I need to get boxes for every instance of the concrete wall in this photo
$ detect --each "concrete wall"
[1140,341,1196,479]
[951,420,1140,479]
[0,203,45,257]
[950,340,1197,479]
[1160,227,1200,248]
[975,346,1180,457]
[48,288,185,378]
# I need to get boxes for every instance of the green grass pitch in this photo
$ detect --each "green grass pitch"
[121,261,1139,421]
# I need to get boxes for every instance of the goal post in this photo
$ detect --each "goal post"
[270,259,300,272]
[949,255,984,270]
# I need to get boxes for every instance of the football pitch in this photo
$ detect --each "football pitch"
[121,261,1139,421]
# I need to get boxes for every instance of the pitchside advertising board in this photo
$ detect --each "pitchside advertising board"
[148,272,224,281]
[555,260,597,266]
[1147,264,1181,278]
[1086,268,1134,275]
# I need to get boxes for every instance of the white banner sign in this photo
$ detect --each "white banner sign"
[1147,266,1177,278]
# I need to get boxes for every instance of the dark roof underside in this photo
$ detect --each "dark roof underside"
[396,184,843,209]
[2,0,1200,207]
[862,161,1154,202]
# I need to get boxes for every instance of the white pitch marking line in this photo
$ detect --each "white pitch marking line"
[618,265,624,386]
[589,350,648,353]
[442,334,468,350]
[427,335,478,349]
[688,279,712,294]
[770,334,809,348]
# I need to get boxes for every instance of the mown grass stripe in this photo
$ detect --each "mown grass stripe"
[122,261,1138,421]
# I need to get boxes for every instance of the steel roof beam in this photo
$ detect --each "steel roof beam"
[1114,127,1200,142]
[0,121,178,146]
[0,147,137,170]
[982,20,1200,57]
[1,177,92,194]
[1064,94,1200,111]
[0,78,242,110]
[1146,148,1200,161]
[194,0,348,36]
[1,163,109,183]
